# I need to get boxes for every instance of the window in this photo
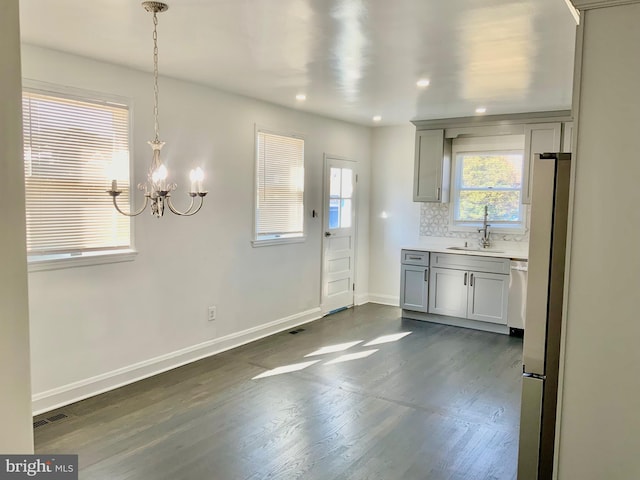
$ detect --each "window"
[22,85,132,265]
[254,129,305,245]
[328,167,353,230]
[451,135,525,231]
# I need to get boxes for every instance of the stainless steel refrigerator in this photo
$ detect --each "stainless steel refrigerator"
[517,152,571,480]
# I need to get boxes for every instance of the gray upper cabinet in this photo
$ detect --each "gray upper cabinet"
[522,122,562,204]
[413,129,451,202]
[412,112,571,206]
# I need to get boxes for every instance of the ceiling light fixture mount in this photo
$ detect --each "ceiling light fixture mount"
[107,1,207,218]
[142,1,168,13]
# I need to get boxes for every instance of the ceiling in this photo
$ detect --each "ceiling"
[18,0,578,126]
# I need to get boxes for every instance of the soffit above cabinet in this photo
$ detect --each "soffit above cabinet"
[412,110,572,131]
[570,0,640,10]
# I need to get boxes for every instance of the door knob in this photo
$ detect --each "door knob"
[325,232,332,237]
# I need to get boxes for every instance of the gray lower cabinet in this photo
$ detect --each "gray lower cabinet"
[400,264,429,312]
[428,267,467,317]
[429,253,510,325]
[400,249,429,312]
[467,271,509,324]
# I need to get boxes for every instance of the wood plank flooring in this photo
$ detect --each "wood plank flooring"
[34,304,523,480]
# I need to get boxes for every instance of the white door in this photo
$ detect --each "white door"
[321,156,356,314]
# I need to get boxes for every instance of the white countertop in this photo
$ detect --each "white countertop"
[404,237,529,260]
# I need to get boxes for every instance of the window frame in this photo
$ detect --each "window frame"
[252,126,306,247]
[22,80,136,271]
[449,135,526,234]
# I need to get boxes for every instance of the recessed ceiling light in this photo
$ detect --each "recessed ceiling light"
[372,115,382,122]
[416,79,430,88]
[475,107,487,114]
[296,93,306,101]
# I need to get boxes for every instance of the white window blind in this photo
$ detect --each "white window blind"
[255,130,305,242]
[22,88,131,256]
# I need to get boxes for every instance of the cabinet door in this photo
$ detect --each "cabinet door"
[400,265,428,312]
[428,267,467,317]
[413,129,451,203]
[467,271,509,325]
[522,123,561,204]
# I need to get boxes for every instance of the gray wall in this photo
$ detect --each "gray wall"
[368,125,421,305]
[557,2,640,478]
[22,45,371,413]
[0,0,34,453]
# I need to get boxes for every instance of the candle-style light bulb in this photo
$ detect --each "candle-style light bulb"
[193,167,204,192]
[189,169,197,192]
[152,164,168,184]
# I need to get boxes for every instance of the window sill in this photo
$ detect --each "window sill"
[251,236,306,248]
[28,249,138,272]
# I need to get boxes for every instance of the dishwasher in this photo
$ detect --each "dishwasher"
[508,260,528,335]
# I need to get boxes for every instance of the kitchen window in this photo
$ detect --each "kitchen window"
[23,84,134,269]
[450,135,526,232]
[253,128,305,246]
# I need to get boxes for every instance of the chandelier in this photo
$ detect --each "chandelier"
[108,1,207,217]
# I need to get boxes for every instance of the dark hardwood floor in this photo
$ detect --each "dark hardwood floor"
[34,304,523,480]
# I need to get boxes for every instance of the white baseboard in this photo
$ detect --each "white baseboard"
[368,294,399,306]
[354,293,370,305]
[32,307,322,415]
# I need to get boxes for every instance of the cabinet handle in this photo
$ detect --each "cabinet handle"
[470,273,474,287]
[408,256,422,260]
[436,187,441,200]
[425,269,429,282]
[464,272,467,286]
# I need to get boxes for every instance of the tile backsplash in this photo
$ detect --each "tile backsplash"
[420,203,530,242]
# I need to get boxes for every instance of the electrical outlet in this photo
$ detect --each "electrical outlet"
[208,306,216,322]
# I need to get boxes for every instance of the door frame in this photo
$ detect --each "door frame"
[320,154,358,315]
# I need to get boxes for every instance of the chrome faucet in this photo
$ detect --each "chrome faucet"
[478,205,491,248]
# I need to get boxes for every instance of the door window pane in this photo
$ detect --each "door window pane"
[340,199,352,228]
[329,199,340,229]
[341,169,353,198]
[327,165,354,230]
[330,168,341,197]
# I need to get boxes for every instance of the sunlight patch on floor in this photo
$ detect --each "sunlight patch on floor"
[252,360,320,380]
[363,332,412,346]
[304,340,363,357]
[323,349,378,365]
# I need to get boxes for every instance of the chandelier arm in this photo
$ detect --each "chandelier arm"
[166,195,205,216]
[110,192,150,217]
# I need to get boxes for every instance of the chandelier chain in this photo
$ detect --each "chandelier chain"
[152,11,160,142]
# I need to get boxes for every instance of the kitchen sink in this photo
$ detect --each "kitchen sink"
[447,246,505,253]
